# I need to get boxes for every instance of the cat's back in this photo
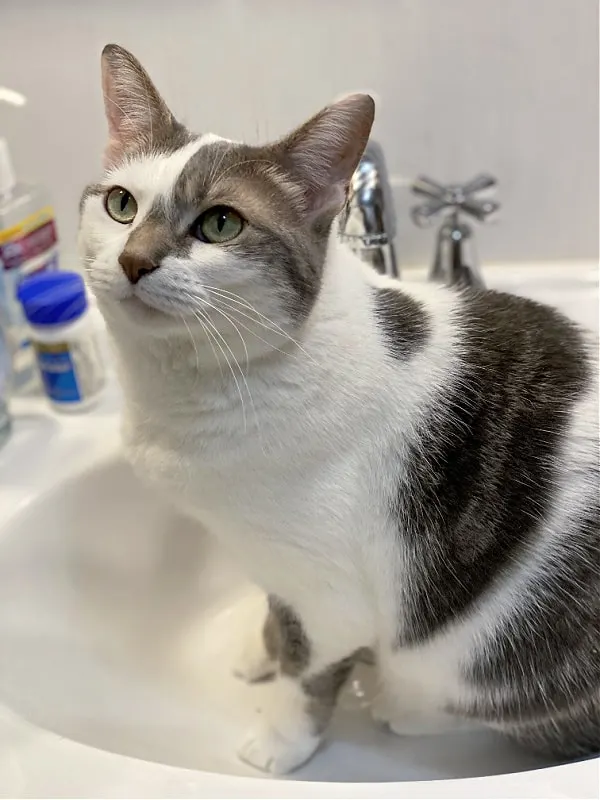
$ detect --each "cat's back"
[380,282,598,756]
[458,287,593,388]
[385,279,598,642]
[455,286,598,497]
[452,286,597,470]
[443,290,599,757]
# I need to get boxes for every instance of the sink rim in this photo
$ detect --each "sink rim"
[0,261,598,798]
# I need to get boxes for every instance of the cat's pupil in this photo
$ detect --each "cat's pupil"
[217,213,226,232]
[120,192,128,211]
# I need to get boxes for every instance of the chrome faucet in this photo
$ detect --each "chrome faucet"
[410,174,500,289]
[340,140,399,278]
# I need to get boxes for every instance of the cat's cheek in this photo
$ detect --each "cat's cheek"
[80,216,132,301]
[186,244,269,297]
[86,259,132,303]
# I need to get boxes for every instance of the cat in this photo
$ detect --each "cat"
[80,44,599,775]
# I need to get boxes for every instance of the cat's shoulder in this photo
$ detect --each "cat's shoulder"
[363,272,461,364]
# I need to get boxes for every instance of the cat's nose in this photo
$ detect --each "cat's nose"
[119,251,160,284]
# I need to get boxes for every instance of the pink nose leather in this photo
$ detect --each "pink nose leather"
[118,251,159,284]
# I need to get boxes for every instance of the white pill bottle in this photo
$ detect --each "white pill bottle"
[17,271,106,411]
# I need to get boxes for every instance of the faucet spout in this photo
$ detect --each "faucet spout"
[339,140,399,278]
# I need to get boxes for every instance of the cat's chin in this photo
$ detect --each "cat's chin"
[113,295,180,333]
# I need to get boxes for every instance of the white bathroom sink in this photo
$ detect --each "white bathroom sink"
[0,262,598,798]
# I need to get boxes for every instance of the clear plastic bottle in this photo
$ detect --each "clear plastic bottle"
[0,318,11,448]
[0,137,59,393]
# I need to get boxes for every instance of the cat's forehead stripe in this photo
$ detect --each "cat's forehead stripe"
[145,133,238,212]
[149,134,228,200]
[171,139,242,207]
[169,138,296,214]
[97,134,229,206]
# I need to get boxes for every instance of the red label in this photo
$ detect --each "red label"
[0,219,58,270]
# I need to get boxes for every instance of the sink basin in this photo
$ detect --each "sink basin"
[0,453,552,782]
[0,262,598,798]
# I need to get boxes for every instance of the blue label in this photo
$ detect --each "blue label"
[35,344,82,403]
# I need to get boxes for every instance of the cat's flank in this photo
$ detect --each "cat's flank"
[80,45,599,774]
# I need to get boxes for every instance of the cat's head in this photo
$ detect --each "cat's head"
[80,44,374,343]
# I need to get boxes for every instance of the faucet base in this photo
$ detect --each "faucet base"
[342,238,399,279]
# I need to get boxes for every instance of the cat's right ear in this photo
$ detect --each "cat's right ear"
[101,44,176,168]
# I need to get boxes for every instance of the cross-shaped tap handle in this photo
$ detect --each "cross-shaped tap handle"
[410,174,500,227]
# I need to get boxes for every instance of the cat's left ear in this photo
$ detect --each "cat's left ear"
[101,44,177,168]
[275,94,375,221]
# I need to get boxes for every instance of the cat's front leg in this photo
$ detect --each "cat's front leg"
[233,592,277,683]
[237,596,359,775]
[371,689,462,735]
[371,646,466,736]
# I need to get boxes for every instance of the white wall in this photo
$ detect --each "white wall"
[0,0,597,268]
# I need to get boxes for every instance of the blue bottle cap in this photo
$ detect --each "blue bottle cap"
[17,271,88,327]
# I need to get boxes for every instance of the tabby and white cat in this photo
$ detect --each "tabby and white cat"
[80,45,599,774]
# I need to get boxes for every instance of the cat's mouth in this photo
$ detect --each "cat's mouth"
[119,294,173,322]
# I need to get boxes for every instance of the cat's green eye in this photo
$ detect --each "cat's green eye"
[105,186,138,224]
[192,206,244,244]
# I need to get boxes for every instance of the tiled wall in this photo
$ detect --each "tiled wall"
[1,0,597,268]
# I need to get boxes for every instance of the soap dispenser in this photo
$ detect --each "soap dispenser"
[0,137,59,391]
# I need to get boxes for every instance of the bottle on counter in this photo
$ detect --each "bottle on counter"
[17,271,106,412]
[0,316,11,448]
[0,137,59,393]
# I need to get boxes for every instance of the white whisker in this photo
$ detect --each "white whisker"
[197,296,250,374]
[189,306,248,432]
[179,312,200,380]
[181,290,224,377]
[201,285,319,367]
[207,299,306,362]
[185,296,267,452]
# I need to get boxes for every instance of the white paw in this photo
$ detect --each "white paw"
[233,649,275,683]
[238,724,320,774]
[371,693,458,736]
[386,714,454,737]
[370,691,392,726]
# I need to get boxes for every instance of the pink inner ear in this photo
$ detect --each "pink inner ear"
[101,66,122,141]
[306,182,348,220]
[284,130,355,219]
[279,93,374,221]
[100,45,167,170]
[101,66,128,168]
[103,138,122,170]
